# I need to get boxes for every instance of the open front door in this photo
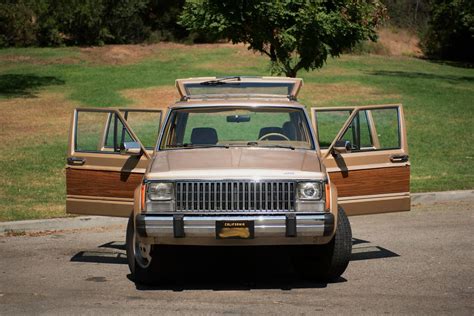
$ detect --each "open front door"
[66,108,162,217]
[311,104,410,216]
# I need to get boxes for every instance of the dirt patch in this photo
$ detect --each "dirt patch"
[0,54,82,66]
[79,42,240,65]
[1,223,125,238]
[121,86,180,109]
[0,92,78,146]
[299,82,401,106]
[0,42,248,66]
[79,44,163,65]
[378,28,422,57]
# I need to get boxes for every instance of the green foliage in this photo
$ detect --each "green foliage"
[38,0,149,46]
[421,0,474,62]
[180,0,386,77]
[0,1,38,47]
[103,0,150,44]
[144,0,188,42]
[0,0,196,47]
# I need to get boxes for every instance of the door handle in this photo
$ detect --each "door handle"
[67,157,86,166]
[390,154,409,163]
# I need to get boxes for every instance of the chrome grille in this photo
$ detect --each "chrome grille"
[175,181,295,212]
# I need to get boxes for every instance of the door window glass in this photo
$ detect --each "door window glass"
[76,111,134,153]
[121,110,161,149]
[371,108,400,149]
[339,107,400,151]
[316,110,351,148]
[340,110,374,150]
[103,114,134,151]
[76,111,108,152]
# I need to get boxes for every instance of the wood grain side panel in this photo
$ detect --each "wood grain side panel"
[329,166,410,197]
[66,168,143,198]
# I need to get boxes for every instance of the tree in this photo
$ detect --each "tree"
[0,1,38,47]
[180,0,386,77]
[421,0,474,62]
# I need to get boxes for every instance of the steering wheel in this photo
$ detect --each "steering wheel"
[258,132,290,141]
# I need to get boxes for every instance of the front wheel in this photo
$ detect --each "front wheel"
[294,206,352,281]
[126,213,158,284]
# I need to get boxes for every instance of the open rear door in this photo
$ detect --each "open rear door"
[66,108,162,217]
[311,104,410,216]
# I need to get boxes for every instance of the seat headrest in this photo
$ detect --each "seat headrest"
[282,121,297,140]
[191,127,218,145]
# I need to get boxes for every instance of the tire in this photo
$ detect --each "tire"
[294,206,352,281]
[126,213,159,285]
[317,206,352,281]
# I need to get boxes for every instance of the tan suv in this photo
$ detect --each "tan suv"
[66,76,410,283]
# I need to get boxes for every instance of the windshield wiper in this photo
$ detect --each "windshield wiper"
[200,76,241,86]
[246,142,295,150]
[170,143,230,149]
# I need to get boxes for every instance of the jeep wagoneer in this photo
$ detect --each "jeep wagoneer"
[66,77,410,283]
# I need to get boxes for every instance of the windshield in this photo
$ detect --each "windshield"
[160,107,314,150]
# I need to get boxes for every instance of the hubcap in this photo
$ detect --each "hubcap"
[133,232,152,269]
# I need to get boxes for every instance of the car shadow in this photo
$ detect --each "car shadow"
[70,238,399,291]
[131,245,338,291]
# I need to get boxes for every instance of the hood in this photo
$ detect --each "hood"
[146,147,324,180]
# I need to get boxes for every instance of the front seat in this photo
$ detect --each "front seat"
[191,127,218,145]
[258,127,284,140]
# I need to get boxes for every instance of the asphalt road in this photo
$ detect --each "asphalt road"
[0,201,472,315]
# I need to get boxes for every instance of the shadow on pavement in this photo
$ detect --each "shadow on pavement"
[70,238,399,290]
[132,245,337,291]
[71,250,127,265]
[99,241,126,251]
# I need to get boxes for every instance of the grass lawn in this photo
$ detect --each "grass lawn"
[0,44,473,221]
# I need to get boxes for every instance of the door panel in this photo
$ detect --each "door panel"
[311,104,410,215]
[66,169,144,199]
[66,108,155,217]
[329,166,410,197]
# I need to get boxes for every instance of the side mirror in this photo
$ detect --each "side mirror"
[333,140,352,154]
[120,142,142,156]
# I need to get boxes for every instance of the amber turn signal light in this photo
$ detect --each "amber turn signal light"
[325,183,331,211]
[140,183,146,211]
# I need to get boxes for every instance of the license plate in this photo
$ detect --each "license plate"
[216,221,254,239]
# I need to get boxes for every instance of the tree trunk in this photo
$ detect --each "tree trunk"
[285,68,297,78]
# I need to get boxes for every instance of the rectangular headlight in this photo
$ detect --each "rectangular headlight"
[297,182,323,200]
[147,182,174,201]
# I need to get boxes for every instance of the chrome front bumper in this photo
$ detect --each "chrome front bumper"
[136,213,334,245]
